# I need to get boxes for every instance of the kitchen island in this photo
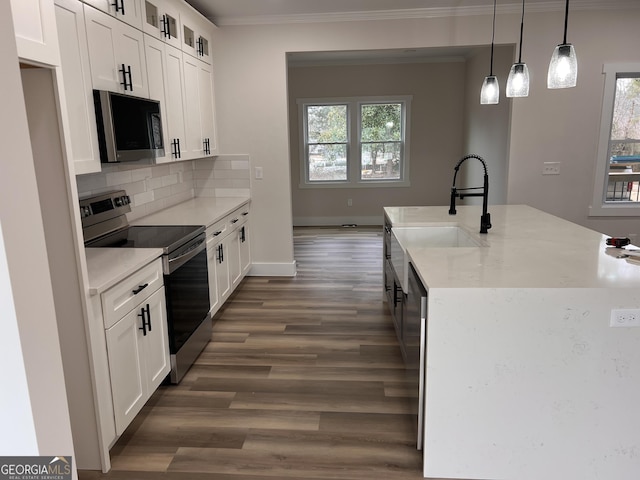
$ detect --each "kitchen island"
[384,205,640,480]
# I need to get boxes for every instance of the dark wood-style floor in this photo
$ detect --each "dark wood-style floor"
[79,226,426,480]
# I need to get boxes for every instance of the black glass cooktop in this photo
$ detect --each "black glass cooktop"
[86,225,204,253]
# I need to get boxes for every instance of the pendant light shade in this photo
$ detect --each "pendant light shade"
[480,0,499,104]
[547,0,577,89]
[481,76,500,104]
[506,0,529,97]
[507,63,530,97]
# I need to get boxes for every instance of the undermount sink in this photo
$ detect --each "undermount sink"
[390,225,484,292]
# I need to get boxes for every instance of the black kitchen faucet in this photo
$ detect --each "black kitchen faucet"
[448,154,492,234]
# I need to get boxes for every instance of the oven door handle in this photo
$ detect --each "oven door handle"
[167,237,206,274]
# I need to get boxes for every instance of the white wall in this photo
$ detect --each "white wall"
[212,7,640,272]
[507,9,640,238]
[1,0,76,471]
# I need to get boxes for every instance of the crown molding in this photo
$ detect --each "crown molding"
[211,1,640,26]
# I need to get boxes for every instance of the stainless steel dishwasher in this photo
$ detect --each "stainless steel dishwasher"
[405,262,427,450]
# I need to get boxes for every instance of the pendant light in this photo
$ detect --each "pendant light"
[547,0,577,89]
[480,0,499,104]
[506,0,529,97]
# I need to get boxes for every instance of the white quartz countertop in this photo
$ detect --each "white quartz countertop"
[85,247,163,295]
[384,204,640,289]
[132,196,250,228]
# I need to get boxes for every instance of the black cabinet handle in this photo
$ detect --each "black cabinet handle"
[240,226,246,243]
[197,37,203,56]
[231,218,239,224]
[119,64,133,91]
[212,230,222,236]
[132,283,148,295]
[161,15,173,38]
[138,304,150,336]
[119,64,128,90]
[217,244,224,263]
[171,138,181,159]
[203,138,210,155]
[112,0,124,14]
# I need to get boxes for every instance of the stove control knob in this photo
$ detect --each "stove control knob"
[114,197,123,207]
[80,206,91,218]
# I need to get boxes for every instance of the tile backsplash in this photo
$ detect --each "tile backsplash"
[76,154,251,221]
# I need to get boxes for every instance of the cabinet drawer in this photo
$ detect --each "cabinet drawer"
[101,258,163,329]
[206,218,228,241]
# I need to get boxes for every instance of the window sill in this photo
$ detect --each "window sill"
[298,180,410,189]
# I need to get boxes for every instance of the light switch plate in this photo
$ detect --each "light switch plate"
[543,162,561,175]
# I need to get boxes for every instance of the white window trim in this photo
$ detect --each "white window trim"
[590,63,640,217]
[297,95,412,189]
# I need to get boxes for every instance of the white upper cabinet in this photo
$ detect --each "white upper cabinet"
[198,61,218,156]
[11,0,61,66]
[163,44,188,160]
[54,0,101,174]
[142,0,181,49]
[83,0,143,29]
[182,54,204,159]
[144,35,170,163]
[84,4,149,97]
[180,7,211,64]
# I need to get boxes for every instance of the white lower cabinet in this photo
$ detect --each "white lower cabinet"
[206,205,251,317]
[102,259,169,435]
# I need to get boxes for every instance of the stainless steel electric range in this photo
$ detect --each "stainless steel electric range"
[81,190,210,383]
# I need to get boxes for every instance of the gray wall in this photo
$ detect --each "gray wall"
[288,49,513,226]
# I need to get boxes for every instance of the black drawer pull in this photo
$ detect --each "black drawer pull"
[132,283,148,295]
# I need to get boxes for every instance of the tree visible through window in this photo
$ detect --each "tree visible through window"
[360,103,402,181]
[306,105,348,181]
[300,97,410,186]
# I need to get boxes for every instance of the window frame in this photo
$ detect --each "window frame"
[298,96,411,189]
[590,63,640,217]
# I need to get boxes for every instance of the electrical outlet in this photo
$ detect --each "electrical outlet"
[610,309,640,327]
[542,162,561,175]
[347,198,353,207]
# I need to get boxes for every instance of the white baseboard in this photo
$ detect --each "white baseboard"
[292,215,383,227]
[247,261,297,277]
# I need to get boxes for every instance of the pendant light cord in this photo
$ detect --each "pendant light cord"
[517,0,525,63]
[563,0,570,44]
[489,0,496,75]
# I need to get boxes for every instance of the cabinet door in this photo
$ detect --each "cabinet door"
[54,0,101,174]
[83,0,143,29]
[206,237,220,315]
[142,0,181,49]
[105,306,145,435]
[198,61,218,156]
[164,44,187,161]
[141,288,170,393]
[11,0,60,66]
[228,228,241,288]
[216,239,231,303]
[182,54,203,159]
[239,222,251,277]
[143,35,170,163]
[84,5,148,97]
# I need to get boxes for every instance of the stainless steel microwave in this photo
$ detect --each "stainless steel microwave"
[93,90,164,164]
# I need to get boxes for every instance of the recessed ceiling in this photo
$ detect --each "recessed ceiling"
[185,0,635,26]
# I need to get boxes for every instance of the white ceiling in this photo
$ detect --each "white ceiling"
[185,0,635,26]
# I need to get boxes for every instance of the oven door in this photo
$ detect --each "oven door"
[164,235,210,355]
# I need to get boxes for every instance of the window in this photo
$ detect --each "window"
[299,96,411,187]
[591,64,640,216]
